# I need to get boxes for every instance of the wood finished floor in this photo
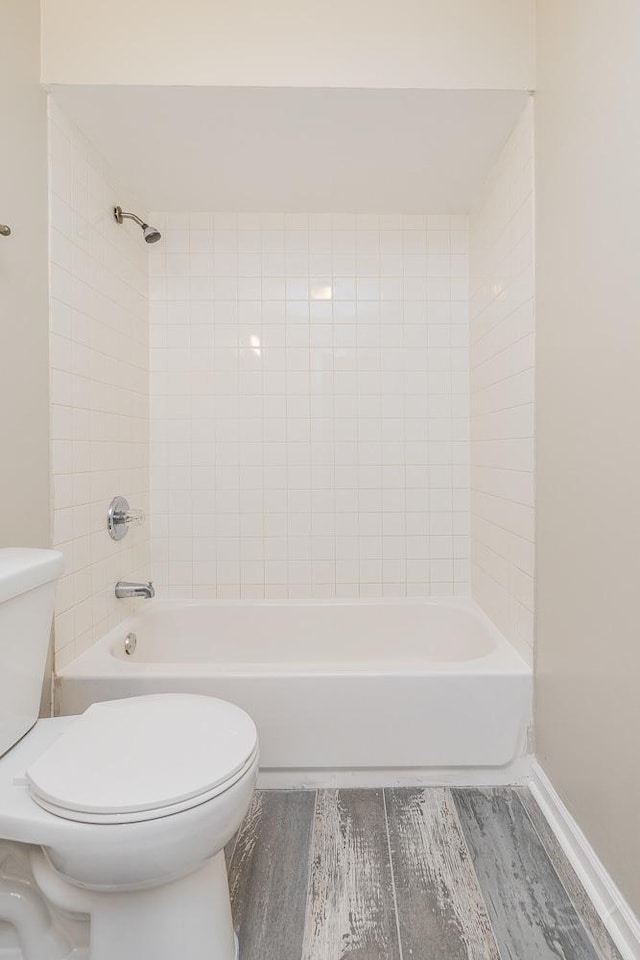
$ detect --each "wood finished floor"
[226,788,623,960]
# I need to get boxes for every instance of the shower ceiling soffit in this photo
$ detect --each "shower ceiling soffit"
[48,85,529,213]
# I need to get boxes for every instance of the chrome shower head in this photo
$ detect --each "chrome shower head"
[142,224,162,244]
[114,206,162,244]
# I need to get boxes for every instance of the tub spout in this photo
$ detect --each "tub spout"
[115,580,155,599]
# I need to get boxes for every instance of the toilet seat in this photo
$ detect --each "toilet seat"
[25,694,258,825]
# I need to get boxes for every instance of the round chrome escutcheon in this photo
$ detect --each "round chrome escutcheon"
[124,632,137,656]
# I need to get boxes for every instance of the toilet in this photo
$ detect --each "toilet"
[0,548,258,960]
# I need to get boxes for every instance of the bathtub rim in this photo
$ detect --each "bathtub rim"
[56,596,532,680]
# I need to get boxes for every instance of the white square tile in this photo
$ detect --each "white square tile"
[469,101,535,653]
[64,200,477,608]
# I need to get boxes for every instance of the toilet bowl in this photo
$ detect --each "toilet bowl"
[0,550,258,960]
[1,695,258,960]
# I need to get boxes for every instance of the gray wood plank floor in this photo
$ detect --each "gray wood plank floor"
[386,787,500,960]
[228,790,316,960]
[302,789,401,960]
[227,787,619,960]
[454,788,606,960]
[515,788,623,960]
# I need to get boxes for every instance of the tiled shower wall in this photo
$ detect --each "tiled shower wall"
[149,214,470,599]
[48,101,150,668]
[469,100,535,658]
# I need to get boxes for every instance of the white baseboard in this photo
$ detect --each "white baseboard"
[530,761,640,960]
[257,756,532,789]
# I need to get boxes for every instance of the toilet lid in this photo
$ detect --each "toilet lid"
[26,694,258,823]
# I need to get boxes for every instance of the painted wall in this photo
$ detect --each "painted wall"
[0,0,50,548]
[150,213,469,599]
[536,0,640,918]
[470,101,535,662]
[41,0,535,90]
[49,102,151,668]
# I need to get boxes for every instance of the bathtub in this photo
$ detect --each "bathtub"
[56,598,532,787]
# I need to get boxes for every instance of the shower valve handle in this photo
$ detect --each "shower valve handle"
[107,496,146,541]
[122,508,146,525]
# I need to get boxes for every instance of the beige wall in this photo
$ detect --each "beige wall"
[536,0,640,917]
[0,0,52,714]
[41,0,535,90]
[0,0,50,549]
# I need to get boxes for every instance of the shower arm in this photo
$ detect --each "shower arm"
[113,206,161,243]
[114,207,146,228]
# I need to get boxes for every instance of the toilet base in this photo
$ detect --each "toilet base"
[33,850,237,960]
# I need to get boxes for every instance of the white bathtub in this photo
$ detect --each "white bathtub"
[56,598,532,787]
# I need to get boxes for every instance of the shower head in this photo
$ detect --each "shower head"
[114,206,162,244]
[142,224,162,244]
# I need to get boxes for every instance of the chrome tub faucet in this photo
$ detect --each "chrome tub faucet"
[115,581,155,599]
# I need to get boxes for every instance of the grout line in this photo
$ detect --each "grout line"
[471,488,535,511]
[382,788,405,960]
[469,363,535,394]
[471,462,535,477]
[471,329,534,372]
[469,510,534,542]
[470,397,534,417]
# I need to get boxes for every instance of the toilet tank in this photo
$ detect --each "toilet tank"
[0,549,64,757]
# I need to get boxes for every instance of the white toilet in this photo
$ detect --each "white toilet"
[0,548,258,960]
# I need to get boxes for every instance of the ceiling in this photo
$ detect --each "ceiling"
[50,85,529,213]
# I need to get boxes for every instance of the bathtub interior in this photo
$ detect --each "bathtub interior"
[107,600,499,666]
